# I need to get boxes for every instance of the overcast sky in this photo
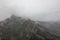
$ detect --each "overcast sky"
[0,0,60,21]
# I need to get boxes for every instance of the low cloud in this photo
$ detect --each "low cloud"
[0,0,60,21]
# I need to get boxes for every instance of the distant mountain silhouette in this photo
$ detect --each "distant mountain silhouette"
[0,15,60,40]
[37,21,60,36]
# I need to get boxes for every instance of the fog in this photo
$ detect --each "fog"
[0,0,60,21]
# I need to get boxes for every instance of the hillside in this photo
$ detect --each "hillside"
[0,15,60,40]
[38,21,60,36]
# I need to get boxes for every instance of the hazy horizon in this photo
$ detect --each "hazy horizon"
[0,0,60,21]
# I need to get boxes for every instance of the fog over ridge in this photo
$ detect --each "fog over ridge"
[0,0,60,21]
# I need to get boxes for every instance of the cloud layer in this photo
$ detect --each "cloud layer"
[0,0,60,21]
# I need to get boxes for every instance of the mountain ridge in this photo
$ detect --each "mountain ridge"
[0,15,60,40]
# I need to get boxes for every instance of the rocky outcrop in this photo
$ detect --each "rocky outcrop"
[0,15,60,40]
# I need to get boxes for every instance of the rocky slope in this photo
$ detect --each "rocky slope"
[38,21,60,36]
[0,15,60,40]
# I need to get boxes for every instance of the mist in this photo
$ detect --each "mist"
[0,0,60,21]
